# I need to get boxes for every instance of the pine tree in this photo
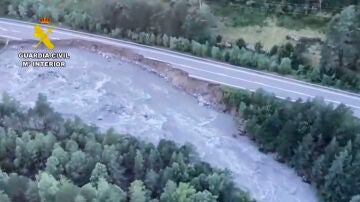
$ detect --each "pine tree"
[90,163,109,187]
[79,184,97,202]
[323,142,353,202]
[278,57,292,75]
[0,191,10,202]
[346,152,360,198]
[144,169,159,193]
[311,137,340,187]
[350,195,360,202]
[55,179,79,202]
[45,156,62,178]
[191,190,217,202]
[5,173,29,201]
[38,172,59,202]
[97,178,126,202]
[255,111,282,151]
[311,154,325,187]
[276,120,298,161]
[129,180,148,202]
[292,133,314,176]
[172,183,197,202]
[25,180,40,202]
[162,34,169,47]
[65,151,90,184]
[134,150,145,179]
[160,180,177,202]
[229,47,240,65]
[148,149,162,171]
[320,6,360,87]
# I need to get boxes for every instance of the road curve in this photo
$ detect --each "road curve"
[0,18,359,117]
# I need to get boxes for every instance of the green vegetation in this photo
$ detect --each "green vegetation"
[209,2,268,27]
[0,93,254,202]
[275,15,329,31]
[222,88,360,202]
[209,1,330,30]
[0,0,215,42]
[207,0,333,32]
[207,0,356,16]
[319,6,360,91]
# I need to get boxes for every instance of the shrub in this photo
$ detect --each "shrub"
[211,46,222,60]
[149,33,156,45]
[191,40,203,56]
[310,68,321,82]
[169,37,177,49]
[278,42,294,58]
[255,42,263,53]
[236,38,246,49]
[170,37,191,52]
[216,35,223,43]
[279,57,292,74]
[155,34,162,46]
[240,50,255,66]
[110,28,122,38]
[270,60,279,72]
[269,45,279,56]
[229,47,241,65]
[201,41,210,57]
[162,34,170,47]
[257,54,271,70]
[224,51,231,62]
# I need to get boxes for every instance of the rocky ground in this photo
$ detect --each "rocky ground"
[0,40,319,202]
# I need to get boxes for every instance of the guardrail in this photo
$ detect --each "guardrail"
[1,17,359,98]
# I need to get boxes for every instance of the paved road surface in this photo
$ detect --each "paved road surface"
[0,18,359,117]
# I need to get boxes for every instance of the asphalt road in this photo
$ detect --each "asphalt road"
[0,18,359,117]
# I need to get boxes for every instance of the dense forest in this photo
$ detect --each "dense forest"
[0,0,215,43]
[0,93,254,202]
[207,0,358,13]
[0,0,359,91]
[319,6,360,90]
[222,88,360,202]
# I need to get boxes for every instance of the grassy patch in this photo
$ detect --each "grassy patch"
[219,18,326,50]
[209,1,328,49]
[276,15,329,31]
[209,2,268,27]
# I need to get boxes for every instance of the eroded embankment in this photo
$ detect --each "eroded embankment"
[4,39,319,202]
[9,39,225,108]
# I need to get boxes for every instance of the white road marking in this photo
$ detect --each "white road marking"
[10,29,20,33]
[59,27,360,101]
[1,19,360,110]
[0,34,21,40]
[191,74,287,101]
[145,53,360,101]
[147,56,315,98]
[190,74,250,91]
[190,75,360,110]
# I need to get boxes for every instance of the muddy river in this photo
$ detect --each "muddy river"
[0,47,318,202]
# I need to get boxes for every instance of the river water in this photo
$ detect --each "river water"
[0,48,319,202]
